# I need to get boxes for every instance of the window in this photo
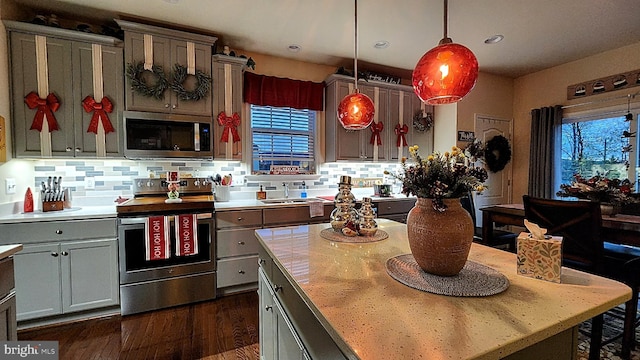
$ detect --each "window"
[250,104,316,174]
[559,109,639,190]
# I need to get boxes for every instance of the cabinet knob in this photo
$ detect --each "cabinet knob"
[56,229,63,234]
[51,252,59,257]
[237,217,244,221]
[238,270,245,274]
[61,251,69,256]
[259,259,266,264]
[265,305,272,311]
[165,103,170,108]
[172,104,177,109]
[65,147,72,152]
[75,148,81,152]
[238,241,245,245]
[274,285,282,292]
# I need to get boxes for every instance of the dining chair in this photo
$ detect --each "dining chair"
[460,192,517,251]
[523,195,640,360]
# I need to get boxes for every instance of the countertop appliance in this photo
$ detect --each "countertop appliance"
[116,177,216,315]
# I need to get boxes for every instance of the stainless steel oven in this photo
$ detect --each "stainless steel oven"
[117,178,216,315]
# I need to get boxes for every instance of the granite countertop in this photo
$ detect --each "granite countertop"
[0,244,23,259]
[255,220,632,360]
[0,205,117,224]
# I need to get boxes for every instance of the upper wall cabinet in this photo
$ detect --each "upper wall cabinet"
[5,21,124,158]
[325,74,433,162]
[212,54,247,160]
[116,20,217,117]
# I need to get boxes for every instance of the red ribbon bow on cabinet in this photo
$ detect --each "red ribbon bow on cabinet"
[395,123,409,147]
[82,96,115,134]
[24,91,60,132]
[217,111,241,143]
[369,122,384,145]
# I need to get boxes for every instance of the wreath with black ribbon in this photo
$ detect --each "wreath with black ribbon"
[484,135,512,173]
[170,64,212,101]
[413,110,433,132]
[125,62,169,99]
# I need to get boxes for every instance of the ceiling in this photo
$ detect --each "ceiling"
[11,0,640,79]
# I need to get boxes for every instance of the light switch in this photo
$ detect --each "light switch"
[85,177,95,190]
[5,178,16,194]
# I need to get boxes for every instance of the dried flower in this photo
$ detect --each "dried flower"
[556,173,636,206]
[385,145,488,212]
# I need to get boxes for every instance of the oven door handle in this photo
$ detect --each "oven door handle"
[119,212,213,225]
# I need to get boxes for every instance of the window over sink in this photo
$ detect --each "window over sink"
[250,104,317,174]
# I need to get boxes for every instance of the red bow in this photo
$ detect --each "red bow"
[24,91,60,132]
[82,96,115,134]
[369,122,384,145]
[218,111,241,143]
[395,123,409,147]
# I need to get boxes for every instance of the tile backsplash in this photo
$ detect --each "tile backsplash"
[31,159,402,198]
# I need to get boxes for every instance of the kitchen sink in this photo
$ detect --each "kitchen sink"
[260,198,318,204]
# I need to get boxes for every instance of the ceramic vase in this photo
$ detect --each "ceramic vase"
[600,203,619,217]
[406,198,474,276]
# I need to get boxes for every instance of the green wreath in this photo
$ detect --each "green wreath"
[413,110,433,132]
[125,62,169,99]
[170,64,212,101]
[484,135,512,173]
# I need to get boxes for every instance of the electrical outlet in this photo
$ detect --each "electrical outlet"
[5,178,16,194]
[85,177,95,190]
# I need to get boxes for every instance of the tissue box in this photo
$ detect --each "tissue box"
[516,232,563,283]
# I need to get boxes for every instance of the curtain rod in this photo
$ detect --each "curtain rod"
[561,91,640,109]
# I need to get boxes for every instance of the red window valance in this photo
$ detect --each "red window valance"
[244,72,324,111]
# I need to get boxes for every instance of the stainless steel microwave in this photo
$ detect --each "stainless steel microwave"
[123,111,213,160]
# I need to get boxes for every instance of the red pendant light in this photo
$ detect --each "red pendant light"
[338,0,375,130]
[412,0,478,105]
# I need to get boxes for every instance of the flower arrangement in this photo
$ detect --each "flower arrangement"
[556,173,635,205]
[385,145,488,212]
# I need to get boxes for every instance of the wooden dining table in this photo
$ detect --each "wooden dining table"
[481,203,640,247]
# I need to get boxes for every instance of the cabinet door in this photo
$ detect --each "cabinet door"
[73,42,124,157]
[275,299,304,360]
[123,32,172,112]
[61,238,119,313]
[213,60,243,159]
[389,89,417,161]
[362,85,388,161]
[171,40,212,116]
[13,243,62,321]
[10,33,74,157]
[259,269,276,360]
[333,81,363,160]
[0,293,17,341]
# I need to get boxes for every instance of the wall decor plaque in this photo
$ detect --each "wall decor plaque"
[567,69,640,100]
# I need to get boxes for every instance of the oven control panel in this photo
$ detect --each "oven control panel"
[133,177,213,195]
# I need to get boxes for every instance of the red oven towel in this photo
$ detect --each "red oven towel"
[145,216,171,261]
[175,214,199,256]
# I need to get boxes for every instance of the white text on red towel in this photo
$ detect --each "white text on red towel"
[176,214,199,256]
[145,216,171,261]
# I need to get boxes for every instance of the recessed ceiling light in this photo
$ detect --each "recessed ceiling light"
[374,41,390,49]
[484,35,504,44]
[288,44,301,53]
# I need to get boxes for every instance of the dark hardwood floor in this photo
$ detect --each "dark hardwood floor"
[18,291,260,360]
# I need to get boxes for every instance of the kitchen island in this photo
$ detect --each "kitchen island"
[255,220,631,360]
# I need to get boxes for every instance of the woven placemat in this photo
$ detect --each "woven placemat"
[320,228,389,243]
[386,254,510,297]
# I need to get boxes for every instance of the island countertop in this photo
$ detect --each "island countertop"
[255,220,631,360]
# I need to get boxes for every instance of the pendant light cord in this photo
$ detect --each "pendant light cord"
[440,0,452,44]
[354,0,359,92]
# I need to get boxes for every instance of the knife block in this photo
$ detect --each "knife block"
[42,200,64,212]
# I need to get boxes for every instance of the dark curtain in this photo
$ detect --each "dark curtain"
[244,72,324,111]
[528,105,563,198]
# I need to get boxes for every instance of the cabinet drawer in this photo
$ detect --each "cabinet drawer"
[0,219,116,244]
[0,258,15,298]
[375,199,415,215]
[216,210,262,228]
[217,228,261,257]
[217,255,259,288]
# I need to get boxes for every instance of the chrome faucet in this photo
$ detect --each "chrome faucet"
[283,182,289,199]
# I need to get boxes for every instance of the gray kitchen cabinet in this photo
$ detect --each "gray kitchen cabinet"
[118,20,216,116]
[212,55,246,160]
[374,198,416,224]
[0,218,118,322]
[325,74,433,162]
[5,21,124,158]
[215,209,263,295]
[0,257,17,341]
[14,239,119,321]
